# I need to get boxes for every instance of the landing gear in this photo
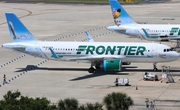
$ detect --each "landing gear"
[95,61,101,69]
[153,63,158,71]
[95,65,101,69]
[153,68,158,72]
[88,61,102,73]
[88,67,95,73]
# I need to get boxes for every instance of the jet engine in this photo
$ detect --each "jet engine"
[102,60,122,72]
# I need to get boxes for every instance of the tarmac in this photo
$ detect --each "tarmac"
[0,1,180,110]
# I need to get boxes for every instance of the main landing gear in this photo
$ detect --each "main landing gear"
[88,67,95,73]
[88,62,101,73]
[153,63,158,71]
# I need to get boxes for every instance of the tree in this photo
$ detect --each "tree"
[0,90,56,110]
[103,92,134,110]
[57,98,79,110]
[78,102,103,110]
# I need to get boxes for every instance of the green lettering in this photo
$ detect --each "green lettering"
[128,46,137,55]
[178,29,180,35]
[105,46,116,55]
[117,46,125,55]
[170,28,179,35]
[96,46,105,55]
[86,46,95,55]
[124,46,129,55]
[136,46,146,55]
[76,45,87,54]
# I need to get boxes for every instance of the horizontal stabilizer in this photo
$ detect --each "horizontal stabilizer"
[107,25,126,31]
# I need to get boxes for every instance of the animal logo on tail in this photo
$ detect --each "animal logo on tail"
[111,7,121,26]
[112,8,121,19]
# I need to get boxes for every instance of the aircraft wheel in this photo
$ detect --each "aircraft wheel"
[153,68,158,72]
[88,67,95,73]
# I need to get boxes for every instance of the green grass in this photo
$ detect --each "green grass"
[9,0,143,4]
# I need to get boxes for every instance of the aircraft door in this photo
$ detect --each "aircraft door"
[35,43,44,57]
[151,45,157,57]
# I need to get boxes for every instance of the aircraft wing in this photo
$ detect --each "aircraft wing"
[163,37,180,40]
[66,55,126,61]
[142,28,180,41]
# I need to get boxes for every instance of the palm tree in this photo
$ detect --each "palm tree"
[103,92,134,110]
[78,102,103,110]
[0,90,56,110]
[57,98,79,110]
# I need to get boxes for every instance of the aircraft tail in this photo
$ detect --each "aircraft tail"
[109,0,136,25]
[5,13,36,42]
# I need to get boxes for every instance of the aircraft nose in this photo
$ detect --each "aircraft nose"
[172,51,180,60]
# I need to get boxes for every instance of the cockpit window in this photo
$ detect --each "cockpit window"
[164,48,173,52]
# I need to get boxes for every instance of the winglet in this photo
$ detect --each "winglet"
[5,12,36,42]
[85,31,94,42]
[109,0,136,25]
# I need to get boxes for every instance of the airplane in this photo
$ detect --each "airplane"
[107,0,180,43]
[2,13,180,73]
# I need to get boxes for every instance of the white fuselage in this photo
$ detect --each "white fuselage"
[2,41,179,63]
[108,24,180,41]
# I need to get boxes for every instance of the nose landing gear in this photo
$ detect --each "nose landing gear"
[153,63,158,71]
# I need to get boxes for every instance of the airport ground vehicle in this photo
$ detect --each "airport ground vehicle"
[114,78,129,86]
[143,72,158,81]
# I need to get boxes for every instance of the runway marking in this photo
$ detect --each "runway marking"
[0,54,26,68]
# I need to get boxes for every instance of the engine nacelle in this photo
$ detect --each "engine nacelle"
[122,62,131,65]
[103,60,122,72]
